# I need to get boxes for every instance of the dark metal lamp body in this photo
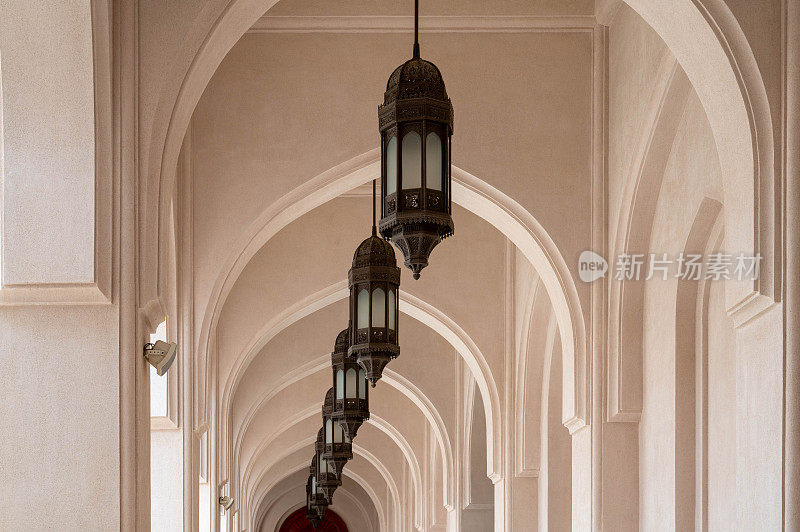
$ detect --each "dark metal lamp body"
[306,473,322,528]
[307,460,326,527]
[330,328,370,440]
[378,44,454,280]
[322,386,354,478]
[348,234,401,386]
[315,427,341,502]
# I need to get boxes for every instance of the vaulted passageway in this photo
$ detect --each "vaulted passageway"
[140,0,788,529]
[0,0,794,530]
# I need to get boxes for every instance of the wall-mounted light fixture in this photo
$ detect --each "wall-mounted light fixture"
[218,495,234,511]
[144,340,177,376]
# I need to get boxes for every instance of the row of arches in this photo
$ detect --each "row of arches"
[126,0,784,530]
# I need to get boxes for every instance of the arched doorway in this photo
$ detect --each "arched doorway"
[279,507,348,532]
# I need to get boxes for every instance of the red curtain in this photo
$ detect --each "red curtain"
[279,507,348,532]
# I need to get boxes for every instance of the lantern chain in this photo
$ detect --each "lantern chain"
[413,0,420,58]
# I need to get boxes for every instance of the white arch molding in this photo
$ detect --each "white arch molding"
[259,485,375,532]
[206,155,588,484]
[251,453,388,532]
[132,0,778,526]
[607,60,692,422]
[617,0,777,308]
[227,288,461,514]
[223,278,494,483]
[235,394,426,530]
[245,436,399,531]
[138,0,775,428]
[138,0,773,416]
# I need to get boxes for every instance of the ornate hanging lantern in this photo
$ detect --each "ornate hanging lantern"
[331,327,370,439]
[307,458,326,527]
[378,0,454,280]
[305,473,322,528]
[315,427,341,501]
[322,386,353,477]
[349,186,401,386]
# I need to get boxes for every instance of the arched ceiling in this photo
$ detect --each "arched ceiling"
[184,0,596,526]
[214,193,524,526]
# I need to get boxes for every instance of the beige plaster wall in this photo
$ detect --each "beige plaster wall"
[607,4,669,248]
[151,429,184,530]
[190,27,595,347]
[0,1,96,285]
[0,306,119,529]
[640,91,723,529]
[706,277,737,529]
[547,333,571,531]
[605,8,674,527]
[462,391,493,532]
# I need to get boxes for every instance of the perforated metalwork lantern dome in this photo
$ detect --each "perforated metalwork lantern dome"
[322,386,353,477]
[331,327,370,439]
[348,234,401,386]
[378,10,454,280]
[315,427,341,502]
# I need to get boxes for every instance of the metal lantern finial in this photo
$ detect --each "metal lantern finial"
[378,0,454,280]
[331,327,370,439]
[348,224,401,386]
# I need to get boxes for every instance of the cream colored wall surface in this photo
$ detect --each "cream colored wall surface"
[462,390,493,532]
[0,1,96,284]
[608,4,669,247]
[190,28,595,344]
[151,429,184,531]
[546,333,571,531]
[0,306,119,529]
[706,278,737,529]
[733,304,784,530]
[640,91,723,529]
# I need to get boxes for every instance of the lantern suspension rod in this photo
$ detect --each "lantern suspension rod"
[413,0,420,58]
[372,179,377,236]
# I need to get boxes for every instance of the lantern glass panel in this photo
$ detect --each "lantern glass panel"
[372,287,385,326]
[325,419,332,444]
[387,136,398,195]
[402,131,422,189]
[357,289,369,328]
[426,133,443,191]
[312,477,316,492]
[359,369,367,399]
[334,424,343,443]
[346,368,357,399]
[388,289,396,331]
[336,370,344,400]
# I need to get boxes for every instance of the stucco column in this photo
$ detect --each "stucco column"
[785,2,800,529]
